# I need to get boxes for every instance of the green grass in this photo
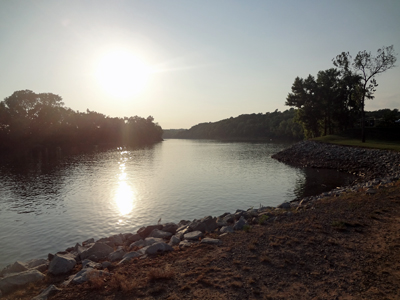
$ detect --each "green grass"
[312,135,400,152]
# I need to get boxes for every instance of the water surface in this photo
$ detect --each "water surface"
[0,139,354,268]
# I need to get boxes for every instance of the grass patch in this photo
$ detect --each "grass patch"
[312,135,400,152]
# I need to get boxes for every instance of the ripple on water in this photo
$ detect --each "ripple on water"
[0,140,355,268]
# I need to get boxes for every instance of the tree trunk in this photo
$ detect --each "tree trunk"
[361,94,366,143]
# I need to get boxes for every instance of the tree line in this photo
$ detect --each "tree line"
[0,90,163,154]
[169,108,304,140]
[286,45,397,140]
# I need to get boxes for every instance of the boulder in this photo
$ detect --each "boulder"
[189,216,218,233]
[277,202,291,209]
[144,237,164,246]
[32,284,62,300]
[137,225,163,239]
[168,235,181,246]
[125,233,142,244]
[118,251,141,265]
[0,261,28,276]
[25,258,48,269]
[108,249,125,262]
[148,229,173,239]
[0,269,45,294]
[179,240,193,248]
[233,216,248,231]
[129,239,146,250]
[79,242,114,261]
[162,222,179,234]
[201,238,222,245]
[223,214,235,223]
[220,226,234,233]
[109,234,124,245]
[101,261,112,269]
[70,268,110,285]
[216,216,228,227]
[247,209,259,217]
[82,238,94,246]
[82,259,101,269]
[184,231,203,240]
[48,253,76,275]
[145,242,173,255]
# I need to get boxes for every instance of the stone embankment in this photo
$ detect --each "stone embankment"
[272,140,400,206]
[1,140,400,298]
[0,211,271,297]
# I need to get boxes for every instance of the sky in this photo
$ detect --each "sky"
[0,1,399,129]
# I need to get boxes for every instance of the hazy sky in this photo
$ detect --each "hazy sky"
[0,1,399,129]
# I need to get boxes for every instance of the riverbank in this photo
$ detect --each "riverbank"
[2,141,400,299]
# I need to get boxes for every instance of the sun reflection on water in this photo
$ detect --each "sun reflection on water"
[114,152,136,216]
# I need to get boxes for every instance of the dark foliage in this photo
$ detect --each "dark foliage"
[173,109,304,140]
[0,90,163,154]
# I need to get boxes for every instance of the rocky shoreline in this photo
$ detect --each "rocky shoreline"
[272,140,400,206]
[1,140,400,298]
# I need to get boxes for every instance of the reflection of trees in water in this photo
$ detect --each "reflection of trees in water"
[0,144,158,215]
[294,168,356,199]
[0,154,68,214]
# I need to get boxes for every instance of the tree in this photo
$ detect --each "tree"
[333,45,397,142]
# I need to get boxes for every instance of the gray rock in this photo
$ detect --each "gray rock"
[189,216,218,233]
[118,251,141,265]
[101,261,112,269]
[25,258,48,269]
[82,259,101,269]
[220,226,234,233]
[175,231,185,240]
[144,237,164,246]
[233,216,248,230]
[109,234,124,246]
[82,238,95,246]
[0,269,45,293]
[179,240,193,248]
[216,216,228,227]
[32,284,62,300]
[34,264,48,273]
[223,214,235,223]
[137,224,163,238]
[145,242,173,255]
[168,235,181,246]
[108,249,126,262]
[0,261,28,276]
[79,242,114,260]
[200,238,222,245]
[125,233,142,244]
[184,231,203,240]
[148,229,173,239]
[48,253,76,275]
[70,268,109,284]
[162,222,179,234]
[277,202,291,209]
[176,226,190,236]
[247,209,259,217]
[129,239,145,250]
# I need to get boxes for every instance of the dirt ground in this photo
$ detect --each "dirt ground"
[5,181,400,300]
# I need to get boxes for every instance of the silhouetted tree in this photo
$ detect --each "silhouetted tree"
[333,45,397,142]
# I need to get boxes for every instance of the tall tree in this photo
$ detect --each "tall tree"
[333,45,397,142]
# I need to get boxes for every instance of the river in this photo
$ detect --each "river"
[0,139,355,268]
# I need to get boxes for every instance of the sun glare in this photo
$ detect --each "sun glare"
[96,50,151,98]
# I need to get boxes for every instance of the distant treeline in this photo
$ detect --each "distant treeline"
[163,107,400,141]
[166,108,304,140]
[0,90,163,154]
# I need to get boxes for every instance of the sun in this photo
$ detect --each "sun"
[95,50,151,98]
